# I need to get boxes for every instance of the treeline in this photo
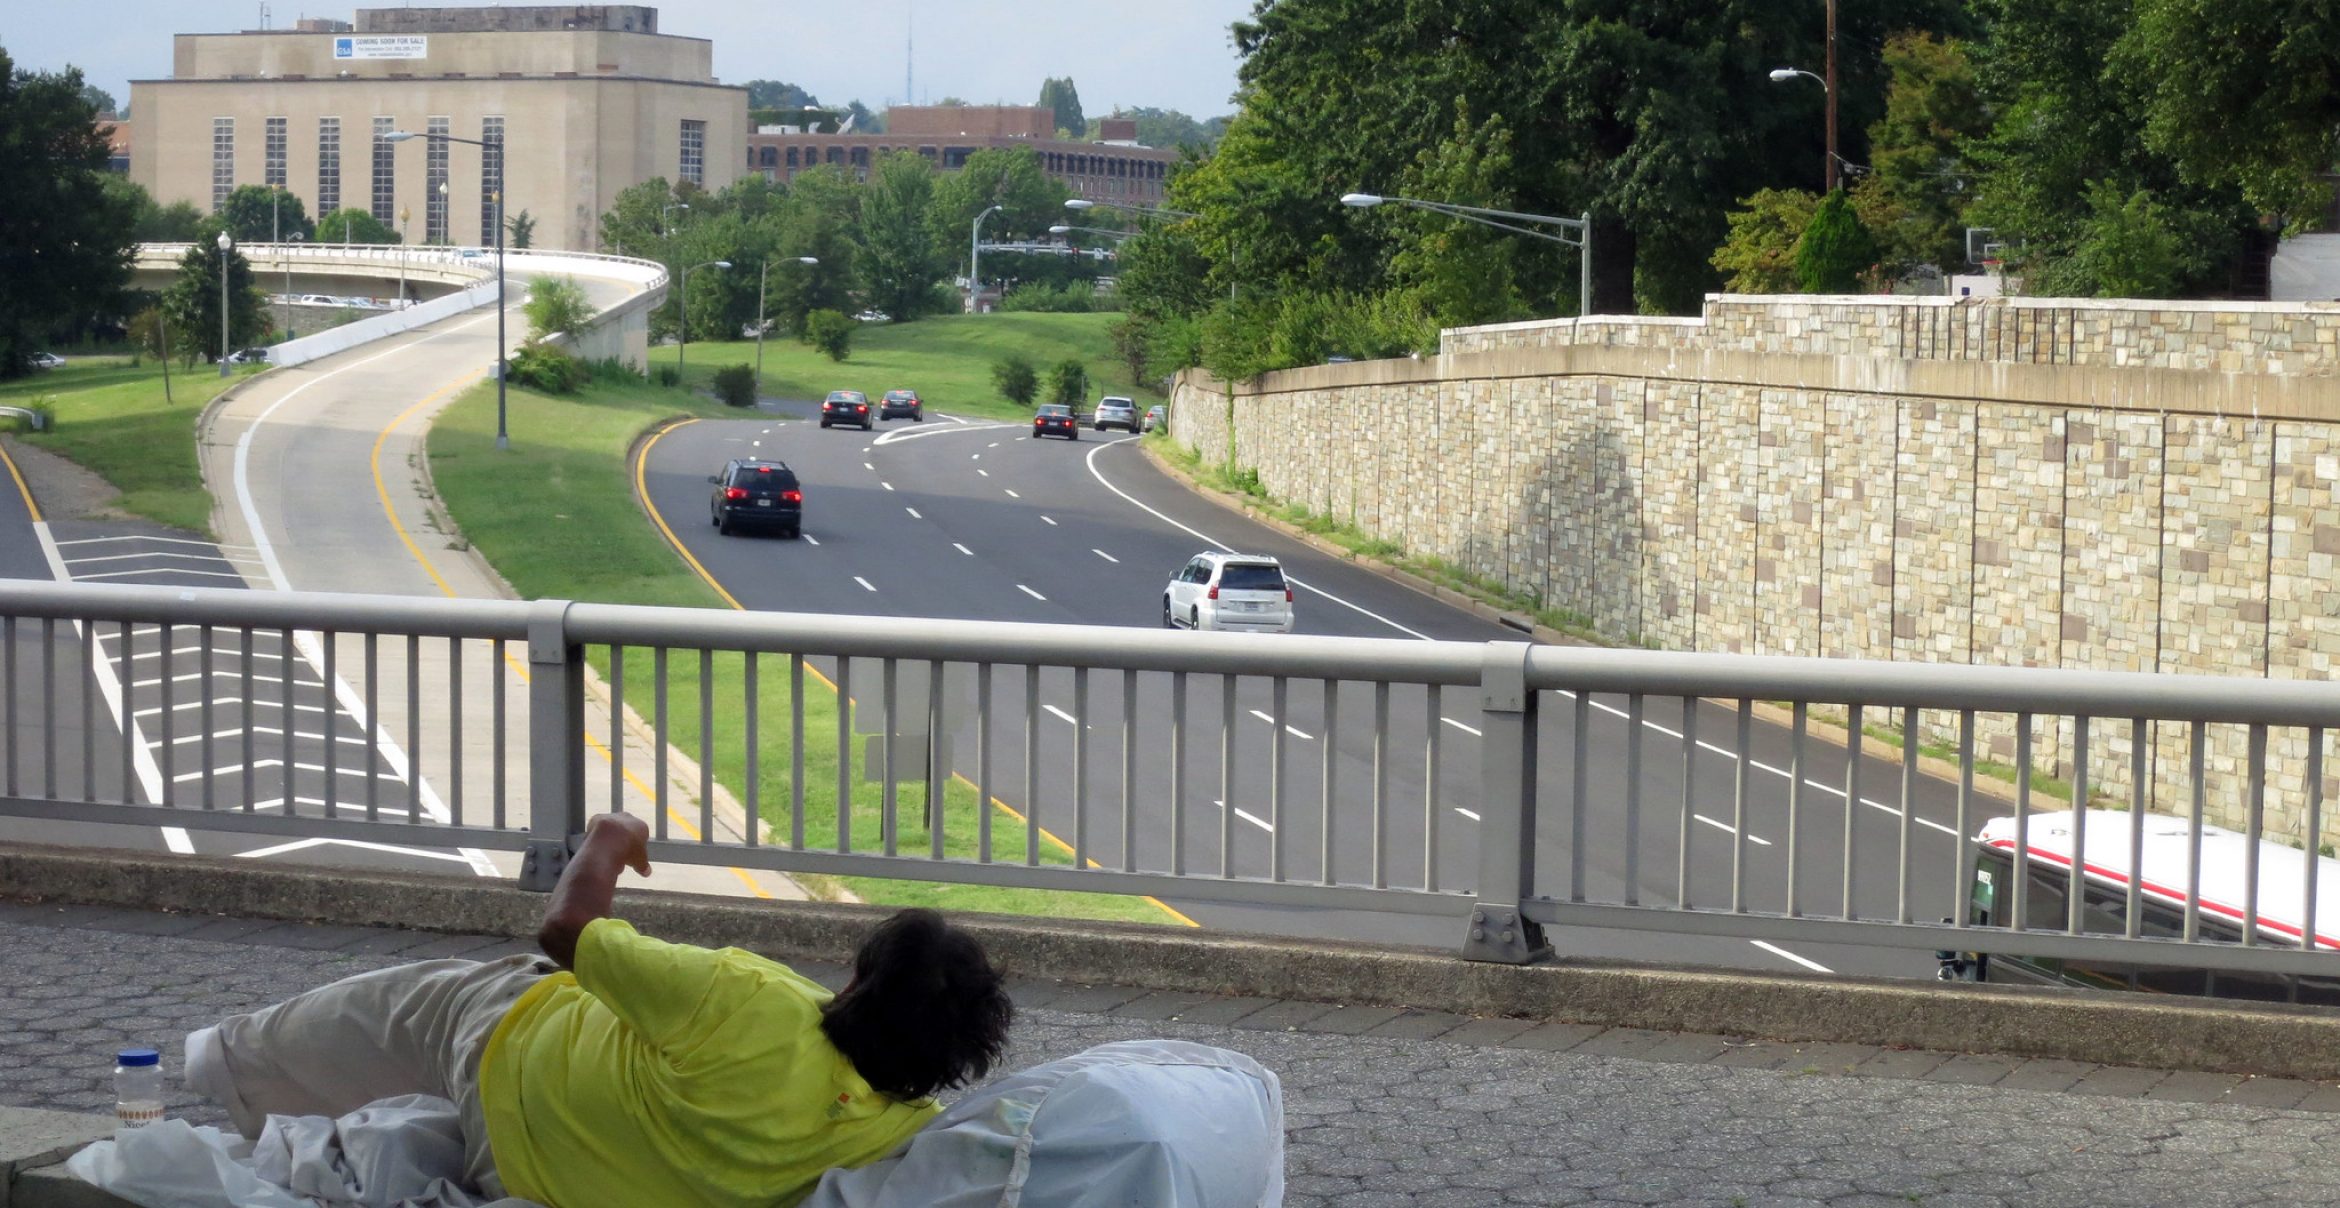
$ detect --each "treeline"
[1113,0,2340,382]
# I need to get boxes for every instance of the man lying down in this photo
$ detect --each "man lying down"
[72,811,1286,1207]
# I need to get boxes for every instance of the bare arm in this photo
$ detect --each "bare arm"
[537,812,652,970]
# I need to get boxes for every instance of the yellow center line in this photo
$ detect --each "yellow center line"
[633,419,1195,927]
[373,385,767,898]
[0,441,42,524]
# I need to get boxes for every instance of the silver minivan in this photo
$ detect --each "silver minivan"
[1162,552,1295,633]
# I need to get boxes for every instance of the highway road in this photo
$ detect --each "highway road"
[638,403,1995,981]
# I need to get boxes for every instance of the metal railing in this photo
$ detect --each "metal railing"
[1,579,2334,984]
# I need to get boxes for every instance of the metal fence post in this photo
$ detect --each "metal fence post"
[518,599,586,890]
[1464,641,1550,964]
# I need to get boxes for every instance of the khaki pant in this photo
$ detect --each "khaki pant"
[184,954,552,1197]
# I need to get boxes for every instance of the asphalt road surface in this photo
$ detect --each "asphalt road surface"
[638,403,1992,981]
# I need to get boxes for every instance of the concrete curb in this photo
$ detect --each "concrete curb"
[6,842,2340,1080]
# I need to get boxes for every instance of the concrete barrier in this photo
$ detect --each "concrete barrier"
[267,279,502,369]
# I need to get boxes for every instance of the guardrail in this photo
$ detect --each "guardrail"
[0,580,2332,988]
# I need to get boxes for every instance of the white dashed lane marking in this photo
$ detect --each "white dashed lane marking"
[905,507,921,519]
[853,576,876,592]
[953,543,974,556]
[1018,584,1047,601]
[1092,549,1118,563]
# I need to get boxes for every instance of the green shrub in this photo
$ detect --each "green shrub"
[1794,188,1878,294]
[506,343,586,393]
[991,354,1038,406]
[1000,282,1099,313]
[651,364,683,388]
[802,309,855,362]
[711,363,757,407]
[585,356,644,385]
[524,276,595,340]
[1046,358,1088,406]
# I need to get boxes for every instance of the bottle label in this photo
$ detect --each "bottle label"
[115,1103,164,1128]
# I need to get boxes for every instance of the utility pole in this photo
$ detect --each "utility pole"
[1825,0,1839,192]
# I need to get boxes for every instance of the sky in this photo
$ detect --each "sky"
[2,0,1254,119]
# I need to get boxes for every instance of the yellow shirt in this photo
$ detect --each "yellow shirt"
[479,918,938,1208]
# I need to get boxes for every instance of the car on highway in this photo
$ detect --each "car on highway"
[1163,552,1295,633]
[29,352,64,370]
[820,390,874,430]
[877,389,925,422]
[228,347,271,364]
[1092,397,1139,433]
[707,458,803,538]
[1142,404,1168,433]
[1033,404,1080,441]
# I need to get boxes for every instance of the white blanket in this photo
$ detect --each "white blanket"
[807,1040,1285,1207]
[66,1094,538,1208]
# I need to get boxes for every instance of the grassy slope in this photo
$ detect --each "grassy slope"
[653,311,1159,421]
[430,375,1170,924]
[0,356,255,533]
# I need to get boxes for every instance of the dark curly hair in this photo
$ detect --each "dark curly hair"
[820,908,1012,1101]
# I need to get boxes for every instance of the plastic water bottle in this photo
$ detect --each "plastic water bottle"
[113,1049,163,1136]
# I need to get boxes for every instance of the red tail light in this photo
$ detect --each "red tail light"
[1286,587,1294,602]
[781,489,802,503]
[1207,585,1219,600]
[856,404,867,412]
[723,487,747,501]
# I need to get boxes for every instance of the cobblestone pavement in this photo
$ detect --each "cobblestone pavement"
[7,900,2340,1207]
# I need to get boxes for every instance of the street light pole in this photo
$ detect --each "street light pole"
[756,256,818,396]
[397,207,410,306]
[678,259,732,379]
[385,128,511,446]
[970,205,1003,313]
[215,231,233,377]
[1767,65,1836,192]
[282,233,303,341]
[1340,192,1595,317]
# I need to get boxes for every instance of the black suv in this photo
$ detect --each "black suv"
[820,390,873,430]
[878,389,925,422]
[707,459,803,538]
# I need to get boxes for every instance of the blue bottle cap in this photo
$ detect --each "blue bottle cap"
[117,1049,160,1067]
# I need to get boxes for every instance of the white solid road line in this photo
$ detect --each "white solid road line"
[1750,939,1834,974]
[1440,717,1482,736]
[953,543,975,556]
[854,576,877,592]
[1213,800,1276,833]
[1092,549,1118,563]
[905,507,922,519]
[1018,584,1047,601]
[1082,441,1437,641]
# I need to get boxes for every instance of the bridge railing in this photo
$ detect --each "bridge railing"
[0,579,2332,987]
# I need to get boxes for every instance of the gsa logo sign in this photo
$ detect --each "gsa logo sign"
[334,38,354,58]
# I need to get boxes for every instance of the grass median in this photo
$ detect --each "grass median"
[653,311,1162,419]
[428,373,1175,924]
[1,354,256,534]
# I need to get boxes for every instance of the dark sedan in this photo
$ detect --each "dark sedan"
[1032,404,1079,441]
[820,390,873,430]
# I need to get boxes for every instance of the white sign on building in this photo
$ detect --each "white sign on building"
[331,35,429,60]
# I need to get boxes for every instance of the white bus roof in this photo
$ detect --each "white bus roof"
[1979,809,2340,950]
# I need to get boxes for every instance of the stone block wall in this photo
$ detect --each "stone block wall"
[1168,294,2340,850]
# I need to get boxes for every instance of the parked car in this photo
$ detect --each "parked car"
[1032,404,1080,441]
[707,458,803,538]
[820,390,874,430]
[878,389,925,422]
[1142,404,1168,433]
[1163,552,1295,633]
[29,352,64,370]
[854,310,893,323]
[228,347,271,364]
[1092,396,1139,433]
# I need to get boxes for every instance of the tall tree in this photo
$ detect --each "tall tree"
[79,83,116,116]
[217,184,315,242]
[1037,78,1086,139]
[2119,0,2340,224]
[857,151,947,321]
[1100,107,1227,151]
[1861,32,1990,275]
[316,207,400,244]
[0,52,138,377]
[158,238,268,364]
[928,146,1068,272]
[745,80,820,111]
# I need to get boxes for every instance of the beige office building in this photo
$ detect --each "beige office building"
[129,5,744,251]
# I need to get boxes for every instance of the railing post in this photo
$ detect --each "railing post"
[1463,641,1550,964]
[518,599,586,891]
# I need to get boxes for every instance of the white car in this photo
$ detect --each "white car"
[1163,552,1295,633]
[29,352,64,370]
[1093,396,1139,433]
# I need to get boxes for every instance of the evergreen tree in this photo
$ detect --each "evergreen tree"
[1794,189,1877,293]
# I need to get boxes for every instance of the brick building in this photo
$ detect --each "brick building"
[745,105,1175,206]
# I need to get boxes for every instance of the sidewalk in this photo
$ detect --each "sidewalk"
[5,896,2340,1207]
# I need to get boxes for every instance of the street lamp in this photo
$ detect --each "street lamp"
[969,205,1004,313]
[387,128,512,448]
[756,256,819,395]
[677,259,731,378]
[661,201,690,233]
[1064,198,1196,219]
[215,230,234,378]
[1342,192,1595,318]
[1768,66,1837,191]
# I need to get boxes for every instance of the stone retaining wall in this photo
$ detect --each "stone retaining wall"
[1172,295,2340,845]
